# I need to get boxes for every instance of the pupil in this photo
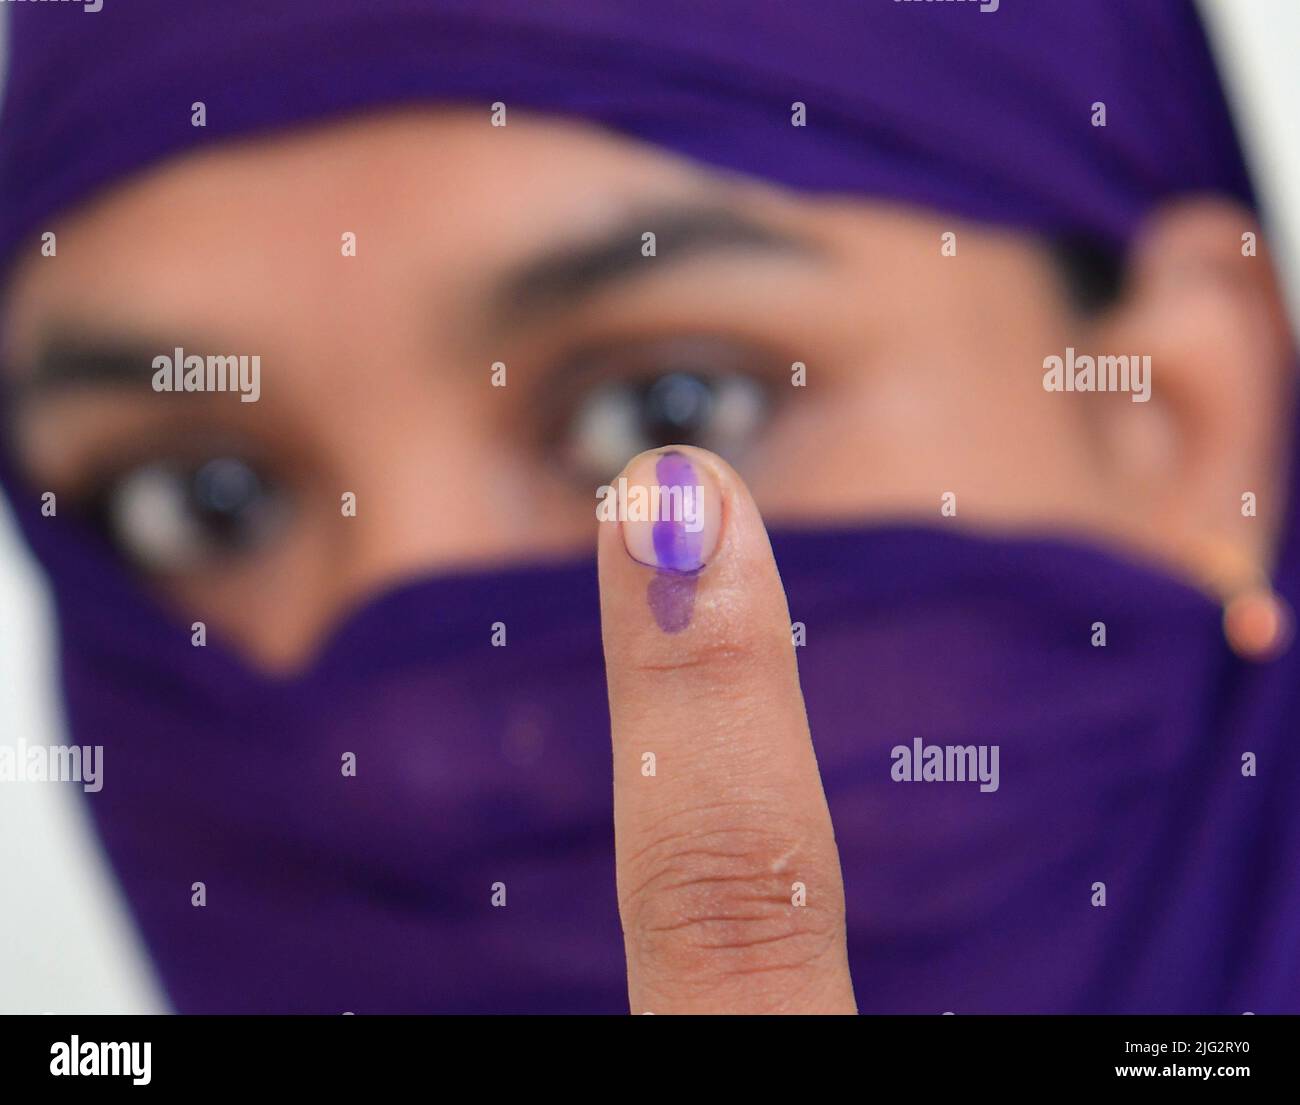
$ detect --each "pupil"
[193,458,260,533]
[641,372,713,443]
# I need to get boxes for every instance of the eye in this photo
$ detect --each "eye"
[89,455,287,573]
[557,336,774,480]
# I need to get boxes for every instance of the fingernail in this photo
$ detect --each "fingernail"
[618,449,721,573]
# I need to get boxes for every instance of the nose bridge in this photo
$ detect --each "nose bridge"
[319,385,478,576]
[318,380,579,606]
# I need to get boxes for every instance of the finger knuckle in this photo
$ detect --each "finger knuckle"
[620,816,844,985]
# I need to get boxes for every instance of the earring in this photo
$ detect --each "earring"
[1223,583,1292,662]
[1189,538,1293,661]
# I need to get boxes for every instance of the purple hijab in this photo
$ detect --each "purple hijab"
[2,1,1297,1014]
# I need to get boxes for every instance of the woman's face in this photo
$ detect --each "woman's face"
[0,108,1285,668]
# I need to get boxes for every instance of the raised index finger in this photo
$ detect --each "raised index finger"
[597,445,856,1014]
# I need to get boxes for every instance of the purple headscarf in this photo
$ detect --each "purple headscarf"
[3,1,1296,1014]
[0,0,1252,262]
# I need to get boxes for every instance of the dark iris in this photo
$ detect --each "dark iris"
[191,457,268,547]
[640,372,715,445]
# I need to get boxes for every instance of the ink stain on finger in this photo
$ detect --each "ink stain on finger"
[648,570,697,633]
[641,449,707,631]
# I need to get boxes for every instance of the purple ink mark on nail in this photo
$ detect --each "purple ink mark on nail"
[647,570,697,633]
[644,450,704,631]
[651,451,703,573]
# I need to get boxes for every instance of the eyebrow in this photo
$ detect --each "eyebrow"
[492,203,819,324]
[9,337,171,402]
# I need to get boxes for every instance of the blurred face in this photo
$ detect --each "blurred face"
[0,108,1287,668]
